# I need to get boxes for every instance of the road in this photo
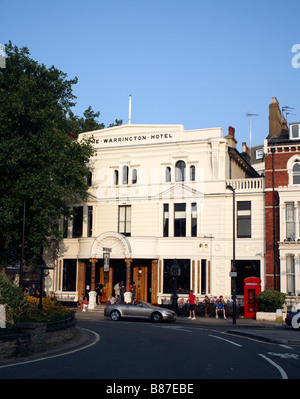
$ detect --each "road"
[1,317,300,383]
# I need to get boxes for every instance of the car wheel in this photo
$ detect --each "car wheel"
[110,310,121,321]
[151,312,162,323]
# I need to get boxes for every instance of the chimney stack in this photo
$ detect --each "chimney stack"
[225,126,237,148]
[268,97,287,138]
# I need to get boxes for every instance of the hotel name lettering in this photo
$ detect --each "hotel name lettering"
[94,133,174,145]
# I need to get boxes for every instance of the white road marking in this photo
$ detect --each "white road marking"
[258,353,288,379]
[0,327,100,369]
[208,334,242,347]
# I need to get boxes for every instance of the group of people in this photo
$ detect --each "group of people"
[110,281,137,304]
[178,293,235,320]
[23,284,46,299]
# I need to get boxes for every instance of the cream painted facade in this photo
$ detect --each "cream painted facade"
[46,124,265,307]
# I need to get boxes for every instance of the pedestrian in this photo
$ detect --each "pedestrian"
[131,282,137,301]
[114,281,120,298]
[96,281,103,304]
[215,300,226,319]
[120,281,125,303]
[188,290,196,320]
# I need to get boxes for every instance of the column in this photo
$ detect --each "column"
[88,258,98,309]
[124,258,133,303]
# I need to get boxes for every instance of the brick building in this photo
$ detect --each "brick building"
[265,97,300,294]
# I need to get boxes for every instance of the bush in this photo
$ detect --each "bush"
[22,296,73,323]
[257,290,286,312]
[0,272,29,324]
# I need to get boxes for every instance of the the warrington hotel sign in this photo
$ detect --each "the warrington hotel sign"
[94,132,174,147]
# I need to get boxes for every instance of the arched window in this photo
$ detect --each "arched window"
[114,170,119,185]
[87,171,92,186]
[175,161,186,182]
[190,165,195,181]
[166,166,171,182]
[293,163,300,185]
[132,168,137,184]
[123,165,129,185]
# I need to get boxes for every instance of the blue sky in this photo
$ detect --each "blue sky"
[1,0,300,151]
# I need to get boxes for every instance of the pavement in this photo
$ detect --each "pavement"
[1,307,300,366]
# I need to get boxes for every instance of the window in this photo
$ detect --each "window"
[286,255,295,295]
[118,205,131,236]
[163,259,190,294]
[72,206,83,238]
[87,171,92,186]
[63,216,68,238]
[286,203,295,240]
[62,259,77,291]
[255,148,263,160]
[237,201,251,238]
[132,168,137,184]
[175,160,186,182]
[191,203,197,237]
[201,259,207,294]
[190,165,195,181]
[166,167,171,182]
[114,170,119,185]
[163,204,169,237]
[174,203,186,237]
[122,165,129,185]
[87,206,93,237]
[293,163,300,185]
[290,124,300,140]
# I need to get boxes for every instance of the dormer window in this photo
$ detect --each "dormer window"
[290,123,300,140]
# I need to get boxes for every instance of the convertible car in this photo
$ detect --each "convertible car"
[285,309,300,329]
[104,300,177,322]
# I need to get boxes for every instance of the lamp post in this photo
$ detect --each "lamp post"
[226,184,237,325]
[170,259,181,312]
[38,263,54,310]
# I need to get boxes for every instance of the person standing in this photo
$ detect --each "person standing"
[131,282,137,301]
[114,281,120,298]
[120,281,125,303]
[188,290,196,320]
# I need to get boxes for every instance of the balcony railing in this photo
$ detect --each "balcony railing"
[226,178,264,191]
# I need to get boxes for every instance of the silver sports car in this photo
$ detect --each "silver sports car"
[104,300,177,322]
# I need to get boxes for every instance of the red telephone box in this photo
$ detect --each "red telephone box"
[244,277,261,319]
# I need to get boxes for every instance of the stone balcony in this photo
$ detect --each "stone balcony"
[226,177,264,192]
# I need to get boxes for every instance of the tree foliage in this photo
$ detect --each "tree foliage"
[0,41,122,270]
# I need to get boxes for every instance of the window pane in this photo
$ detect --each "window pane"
[174,203,186,237]
[190,165,195,181]
[87,206,93,237]
[163,204,169,237]
[191,202,197,237]
[163,259,190,294]
[123,166,129,184]
[114,170,119,185]
[132,169,137,184]
[72,206,83,238]
[175,161,186,182]
[166,167,171,182]
[118,206,131,236]
[293,163,300,184]
[63,259,77,291]
[292,125,299,138]
[286,204,295,240]
[237,201,251,238]
[286,256,295,295]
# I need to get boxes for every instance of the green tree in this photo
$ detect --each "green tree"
[0,42,119,270]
